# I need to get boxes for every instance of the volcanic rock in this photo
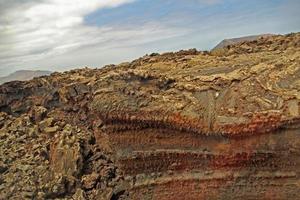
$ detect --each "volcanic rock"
[0,33,300,199]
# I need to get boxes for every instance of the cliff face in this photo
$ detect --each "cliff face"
[0,33,300,199]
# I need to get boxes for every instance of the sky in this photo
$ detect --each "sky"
[0,0,299,76]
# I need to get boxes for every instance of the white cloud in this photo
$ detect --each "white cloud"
[0,0,188,75]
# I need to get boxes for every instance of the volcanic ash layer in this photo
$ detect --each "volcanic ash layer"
[0,33,300,199]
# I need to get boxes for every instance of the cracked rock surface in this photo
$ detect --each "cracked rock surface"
[0,33,300,199]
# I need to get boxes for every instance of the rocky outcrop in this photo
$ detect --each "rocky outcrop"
[0,33,300,199]
[0,110,123,199]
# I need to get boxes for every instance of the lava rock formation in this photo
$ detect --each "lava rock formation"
[0,33,300,199]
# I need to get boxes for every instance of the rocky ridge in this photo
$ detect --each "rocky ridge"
[0,33,300,199]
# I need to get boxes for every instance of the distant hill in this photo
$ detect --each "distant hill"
[0,70,52,84]
[212,34,274,50]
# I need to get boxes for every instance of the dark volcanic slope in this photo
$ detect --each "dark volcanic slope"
[0,33,300,199]
[212,34,274,51]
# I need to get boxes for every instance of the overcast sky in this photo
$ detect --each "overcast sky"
[0,0,299,76]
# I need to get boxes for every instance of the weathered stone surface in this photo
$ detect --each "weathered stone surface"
[0,161,8,174]
[81,173,100,190]
[39,117,54,131]
[72,188,87,200]
[0,33,299,199]
[50,133,83,177]
[29,106,47,122]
